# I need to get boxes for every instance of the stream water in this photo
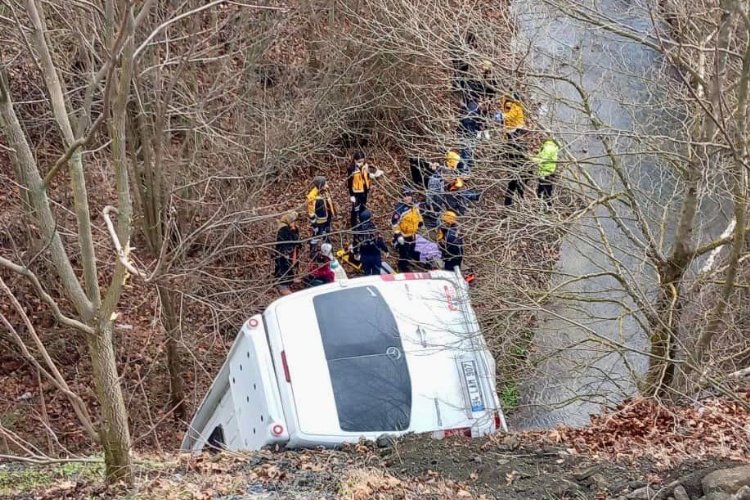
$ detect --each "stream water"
[509,0,729,428]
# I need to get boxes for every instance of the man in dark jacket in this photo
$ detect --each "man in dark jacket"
[352,209,389,275]
[503,136,531,207]
[273,211,301,295]
[438,210,464,272]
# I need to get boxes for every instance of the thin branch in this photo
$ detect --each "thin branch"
[0,256,95,335]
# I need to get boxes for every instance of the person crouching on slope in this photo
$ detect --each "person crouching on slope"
[306,243,335,287]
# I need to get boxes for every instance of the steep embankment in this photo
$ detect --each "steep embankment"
[4,394,749,499]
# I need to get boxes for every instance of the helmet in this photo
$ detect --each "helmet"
[359,209,372,222]
[320,243,332,257]
[353,150,366,161]
[445,150,461,170]
[312,176,326,189]
[480,60,492,72]
[441,210,458,225]
[449,177,464,191]
[402,187,415,197]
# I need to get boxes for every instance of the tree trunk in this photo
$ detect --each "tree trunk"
[158,285,185,420]
[86,324,133,484]
[643,278,680,395]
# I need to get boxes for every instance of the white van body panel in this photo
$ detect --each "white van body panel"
[181,317,289,451]
[183,270,507,452]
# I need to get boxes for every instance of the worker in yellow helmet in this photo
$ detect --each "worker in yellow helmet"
[445,150,461,171]
[445,175,470,214]
[391,187,423,272]
[437,210,464,272]
[424,151,459,227]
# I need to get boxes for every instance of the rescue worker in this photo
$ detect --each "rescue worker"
[437,210,464,272]
[445,149,461,171]
[457,102,480,175]
[503,136,531,207]
[273,211,301,296]
[534,138,560,205]
[409,156,432,189]
[306,176,335,255]
[424,152,458,227]
[501,94,526,136]
[391,188,423,272]
[347,150,382,228]
[445,176,469,215]
[352,209,389,275]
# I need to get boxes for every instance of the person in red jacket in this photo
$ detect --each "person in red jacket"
[306,243,335,286]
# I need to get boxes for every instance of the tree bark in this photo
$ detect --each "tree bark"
[158,286,185,420]
[85,324,132,484]
[92,5,136,483]
[25,0,101,308]
[0,67,93,320]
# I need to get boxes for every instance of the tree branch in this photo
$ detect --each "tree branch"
[0,278,99,444]
[0,256,95,335]
[25,0,101,307]
[0,66,93,320]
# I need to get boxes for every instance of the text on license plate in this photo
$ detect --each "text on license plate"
[461,361,485,412]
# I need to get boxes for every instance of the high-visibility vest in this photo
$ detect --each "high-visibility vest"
[501,98,525,130]
[533,140,560,177]
[392,204,423,237]
[351,165,371,194]
[306,187,335,224]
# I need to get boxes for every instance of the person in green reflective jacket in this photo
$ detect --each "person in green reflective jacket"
[533,138,560,205]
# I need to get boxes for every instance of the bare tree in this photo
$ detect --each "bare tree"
[0,0,138,482]
[509,0,750,426]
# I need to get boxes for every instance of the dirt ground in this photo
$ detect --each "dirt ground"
[2,433,745,500]
[384,434,744,499]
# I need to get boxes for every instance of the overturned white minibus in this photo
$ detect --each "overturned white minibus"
[181,270,507,452]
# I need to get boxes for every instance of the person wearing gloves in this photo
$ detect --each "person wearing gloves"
[273,211,301,296]
[306,176,336,255]
[533,138,560,205]
[346,150,383,228]
[391,188,423,272]
[352,209,389,275]
[437,210,464,272]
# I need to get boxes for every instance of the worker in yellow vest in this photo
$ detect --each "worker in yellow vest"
[391,188,423,272]
[346,150,382,228]
[306,176,335,255]
[533,138,560,205]
[500,94,526,137]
